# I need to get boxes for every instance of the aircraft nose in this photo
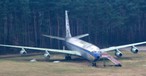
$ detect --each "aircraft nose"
[93,51,101,61]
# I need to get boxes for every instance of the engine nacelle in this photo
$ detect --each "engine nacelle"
[44,50,50,60]
[115,49,123,57]
[20,48,27,55]
[131,46,139,54]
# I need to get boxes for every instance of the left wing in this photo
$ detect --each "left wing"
[100,41,146,52]
[0,44,81,56]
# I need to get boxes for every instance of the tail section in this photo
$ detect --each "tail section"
[42,10,71,41]
[43,10,89,40]
[65,10,72,38]
[65,10,89,39]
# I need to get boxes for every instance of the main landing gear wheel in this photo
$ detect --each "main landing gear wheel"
[92,62,97,67]
[115,64,122,67]
[65,55,72,60]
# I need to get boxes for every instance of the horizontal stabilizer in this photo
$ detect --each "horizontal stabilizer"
[42,34,65,41]
[74,34,89,39]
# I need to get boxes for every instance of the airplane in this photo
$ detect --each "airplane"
[0,10,146,67]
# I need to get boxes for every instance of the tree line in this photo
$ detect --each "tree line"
[0,0,146,54]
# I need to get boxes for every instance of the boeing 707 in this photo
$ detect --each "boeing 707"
[0,10,146,67]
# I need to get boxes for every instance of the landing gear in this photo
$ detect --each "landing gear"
[115,64,122,67]
[65,55,72,60]
[92,62,97,67]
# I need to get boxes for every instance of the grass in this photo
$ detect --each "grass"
[1,51,146,76]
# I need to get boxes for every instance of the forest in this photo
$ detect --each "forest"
[0,0,146,54]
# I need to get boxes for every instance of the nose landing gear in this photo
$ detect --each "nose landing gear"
[92,62,97,67]
[65,55,72,60]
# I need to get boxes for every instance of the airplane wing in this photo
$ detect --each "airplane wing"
[0,44,81,56]
[100,41,146,52]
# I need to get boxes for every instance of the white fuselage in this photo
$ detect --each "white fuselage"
[66,37,101,61]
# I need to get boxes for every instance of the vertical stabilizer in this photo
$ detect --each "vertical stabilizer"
[65,10,72,38]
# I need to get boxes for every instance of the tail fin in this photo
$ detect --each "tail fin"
[43,10,89,40]
[42,10,71,41]
[65,10,72,38]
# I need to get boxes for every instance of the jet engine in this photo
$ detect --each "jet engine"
[131,46,139,54]
[20,48,27,55]
[115,49,123,57]
[44,50,50,60]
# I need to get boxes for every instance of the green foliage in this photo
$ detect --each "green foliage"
[0,0,146,54]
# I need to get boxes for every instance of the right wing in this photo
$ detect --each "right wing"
[100,41,146,52]
[0,44,81,56]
